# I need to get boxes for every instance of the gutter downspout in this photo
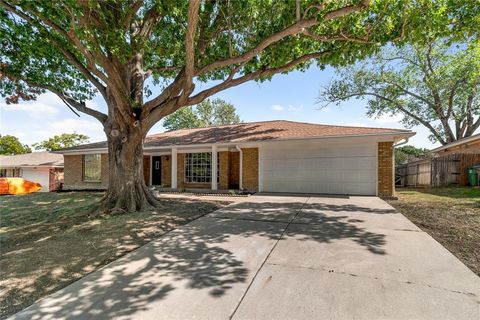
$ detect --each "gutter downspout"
[394,138,409,147]
[235,145,243,191]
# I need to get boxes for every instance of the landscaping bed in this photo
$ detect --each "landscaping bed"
[0,192,229,318]
[388,187,480,276]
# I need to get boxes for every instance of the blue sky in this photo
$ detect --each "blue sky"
[0,65,438,149]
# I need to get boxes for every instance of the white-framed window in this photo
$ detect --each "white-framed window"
[185,152,211,183]
[83,154,101,182]
[184,152,220,183]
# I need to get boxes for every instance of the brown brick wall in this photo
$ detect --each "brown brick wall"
[143,156,150,185]
[242,148,258,192]
[219,151,229,190]
[63,154,108,190]
[378,142,394,198]
[48,168,64,191]
[229,151,240,189]
[161,155,171,187]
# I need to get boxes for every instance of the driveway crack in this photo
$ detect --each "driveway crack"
[265,262,479,298]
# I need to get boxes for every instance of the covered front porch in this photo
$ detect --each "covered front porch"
[143,145,258,192]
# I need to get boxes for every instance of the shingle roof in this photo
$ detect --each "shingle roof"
[59,120,413,152]
[0,152,64,168]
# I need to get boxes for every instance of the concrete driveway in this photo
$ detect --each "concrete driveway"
[11,195,480,320]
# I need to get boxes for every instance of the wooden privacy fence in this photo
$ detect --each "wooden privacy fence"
[396,153,480,187]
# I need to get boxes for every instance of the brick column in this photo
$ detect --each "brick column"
[242,147,259,192]
[377,142,395,198]
[171,148,177,189]
[211,145,218,190]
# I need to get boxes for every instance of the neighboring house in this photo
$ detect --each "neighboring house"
[396,133,480,187]
[57,120,413,198]
[0,152,64,192]
[430,133,480,155]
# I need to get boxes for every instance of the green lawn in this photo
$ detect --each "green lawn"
[388,187,480,276]
[0,192,228,319]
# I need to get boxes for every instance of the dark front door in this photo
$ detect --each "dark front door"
[152,156,162,185]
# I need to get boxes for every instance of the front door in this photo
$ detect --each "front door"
[152,156,162,185]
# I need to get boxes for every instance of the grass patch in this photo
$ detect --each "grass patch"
[0,192,229,319]
[388,187,480,276]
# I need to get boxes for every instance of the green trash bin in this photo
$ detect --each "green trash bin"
[467,168,478,186]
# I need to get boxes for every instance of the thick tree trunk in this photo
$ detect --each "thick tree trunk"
[97,118,159,214]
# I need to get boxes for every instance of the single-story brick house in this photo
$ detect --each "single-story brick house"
[430,133,480,155]
[0,152,64,192]
[57,120,414,198]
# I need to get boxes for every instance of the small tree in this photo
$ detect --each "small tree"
[163,98,240,130]
[0,135,31,155]
[320,39,480,145]
[0,1,468,212]
[33,133,90,151]
[394,145,429,165]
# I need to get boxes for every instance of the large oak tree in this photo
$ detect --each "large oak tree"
[0,0,469,212]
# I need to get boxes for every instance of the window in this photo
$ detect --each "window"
[184,152,220,183]
[185,152,211,183]
[0,169,6,177]
[83,154,101,182]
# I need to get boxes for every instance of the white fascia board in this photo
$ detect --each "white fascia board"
[55,148,108,155]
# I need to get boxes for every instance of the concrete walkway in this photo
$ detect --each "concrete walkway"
[11,195,480,320]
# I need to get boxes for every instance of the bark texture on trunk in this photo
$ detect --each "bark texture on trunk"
[97,118,159,213]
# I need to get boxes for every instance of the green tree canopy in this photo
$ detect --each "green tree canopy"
[0,0,474,212]
[0,134,31,155]
[32,133,89,151]
[320,38,480,145]
[163,98,240,130]
[394,145,430,165]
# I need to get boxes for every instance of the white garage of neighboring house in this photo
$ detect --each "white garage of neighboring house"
[0,152,64,192]
[59,120,415,198]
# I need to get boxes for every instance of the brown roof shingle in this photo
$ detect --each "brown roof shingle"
[59,120,412,152]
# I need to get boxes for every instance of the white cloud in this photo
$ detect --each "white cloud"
[321,107,331,112]
[46,118,103,135]
[374,113,404,124]
[288,104,304,112]
[271,104,285,112]
[1,101,59,116]
[30,118,105,144]
[0,92,66,118]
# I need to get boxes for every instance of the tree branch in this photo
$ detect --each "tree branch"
[3,72,107,123]
[328,91,447,145]
[196,18,318,76]
[302,30,373,44]
[188,51,330,106]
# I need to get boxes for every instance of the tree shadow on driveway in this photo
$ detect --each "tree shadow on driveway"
[13,200,388,320]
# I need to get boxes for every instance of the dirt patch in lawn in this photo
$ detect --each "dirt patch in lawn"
[0,192,230,319]
[388,187,480,276]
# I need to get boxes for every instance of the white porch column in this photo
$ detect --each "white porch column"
[211,145,218,190]
[171,147,177,189]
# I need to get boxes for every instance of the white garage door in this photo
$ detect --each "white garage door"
[260,140,377,195]
[22,168,50,192]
